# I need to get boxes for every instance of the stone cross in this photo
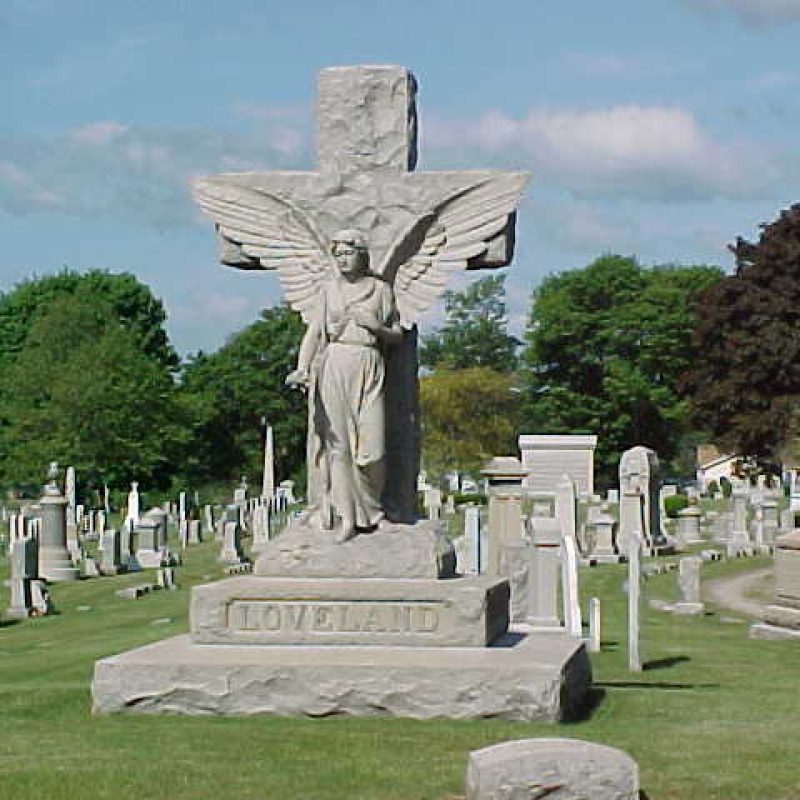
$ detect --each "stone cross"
[195,65,527,521]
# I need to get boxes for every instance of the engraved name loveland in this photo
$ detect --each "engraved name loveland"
[227,600,441,634]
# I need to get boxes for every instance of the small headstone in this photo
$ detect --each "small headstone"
[219,507,247,566]
[30,580,52,616]
[673,556,705,615]
[6,537,38,618]
[99,529,125,576]
[423,488,442,520]
[116,584,154,600]
[81,556,100,578]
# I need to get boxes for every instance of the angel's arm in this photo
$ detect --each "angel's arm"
[352,282,402,344]
[286,317,323,388]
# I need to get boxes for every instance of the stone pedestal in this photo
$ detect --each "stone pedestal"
[676,506,703,545]
[481,457,529,578]
[39,481,79,583]
[750,530,800,640]
[528,517,562,629]
[673,555,705,616]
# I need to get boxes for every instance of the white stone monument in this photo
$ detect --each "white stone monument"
[262,425,275,501]
[92,65,588,723]
[618,445,670,554]
[38,463,79,583]
[124,481,140,533]
[519,434,597,496]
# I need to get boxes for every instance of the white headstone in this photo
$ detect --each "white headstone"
[588,597,601,653]
[464,505,482,574]
[561,534,582,637]
[125,482,140,532]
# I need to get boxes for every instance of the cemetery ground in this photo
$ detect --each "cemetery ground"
[0,540,797,800]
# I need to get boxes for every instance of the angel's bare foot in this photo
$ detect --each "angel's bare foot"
[333,520,356,544]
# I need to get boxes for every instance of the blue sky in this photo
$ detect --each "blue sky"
[3,0,800,354]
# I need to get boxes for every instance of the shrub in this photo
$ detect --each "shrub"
[664,494,689,518]
[453,492,487,506]
[719,476,733,498]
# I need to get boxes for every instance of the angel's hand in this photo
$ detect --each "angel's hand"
[352,310,381,333]
[285,368,310,390]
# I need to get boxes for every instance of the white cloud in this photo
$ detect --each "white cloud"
[686,0,800,24]
[70,121,129,146]
[0,117,312,227]
[425,104,778,202]
[559,52,646,79]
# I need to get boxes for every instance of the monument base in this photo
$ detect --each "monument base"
[749,622,800,640]
[91,625,590,721]
[672,602,705,616]
[190,574,509,647]
[253,516,455,579]
[584,554,627,566]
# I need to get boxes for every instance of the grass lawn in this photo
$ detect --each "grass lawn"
[1,536,798,799]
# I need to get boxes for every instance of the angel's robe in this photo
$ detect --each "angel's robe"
[310,273,397,530]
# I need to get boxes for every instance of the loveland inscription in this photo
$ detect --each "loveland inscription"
[227,600,441,635]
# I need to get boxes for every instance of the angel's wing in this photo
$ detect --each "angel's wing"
[386,174,528,329]
[193,178,332,322]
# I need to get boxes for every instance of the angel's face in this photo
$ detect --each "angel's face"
[332,241,365,278]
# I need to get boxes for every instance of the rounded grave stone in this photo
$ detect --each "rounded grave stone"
[466,737,639,800]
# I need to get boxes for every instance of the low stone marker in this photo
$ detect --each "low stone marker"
[588,597,601,652]
[465,737,639,800]
[116,584,155,600]
[674,555,705,615]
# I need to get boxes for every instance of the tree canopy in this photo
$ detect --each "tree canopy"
[0,294,185,491]
[178,304,306,487]
[521,254,723,484]
[686,204,800,460]
[420,366,519,478]
[419,274,519,372]
[0,269,177,372]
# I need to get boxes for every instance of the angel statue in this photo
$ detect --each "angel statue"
[284,229,400,542]
[194,171,527,544]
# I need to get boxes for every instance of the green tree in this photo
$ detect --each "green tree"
[419,274,519,372]
[420,366,519,477]
[0,269,177,372]
[0,295,185,491]
[521,254,723,485]
[178,304,306,487]
[686,205,800,460]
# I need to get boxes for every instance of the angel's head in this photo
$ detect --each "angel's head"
[331,229,369,279]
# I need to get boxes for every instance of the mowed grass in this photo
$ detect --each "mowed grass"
[1,536,799,800]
